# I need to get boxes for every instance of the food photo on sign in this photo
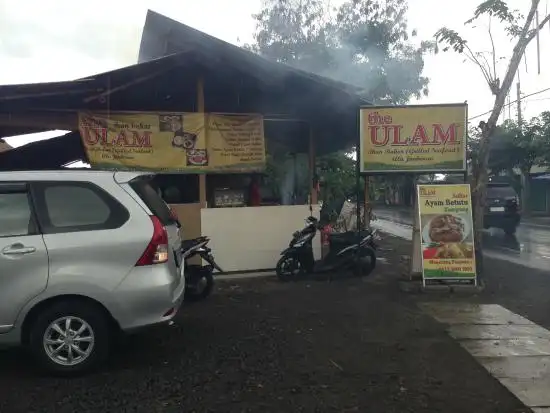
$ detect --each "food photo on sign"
[421,214,474,259]
[78,111,265,172]
[159,114,209,166]
[417,184,476,282]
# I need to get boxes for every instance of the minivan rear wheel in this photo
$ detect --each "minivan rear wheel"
[28,300,111,376]
[503,224,517,236]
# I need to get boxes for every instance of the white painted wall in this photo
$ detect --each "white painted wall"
[201,205,322,272]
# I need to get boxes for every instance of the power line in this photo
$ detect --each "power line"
[522,97,550,102]
[469,86,550,122]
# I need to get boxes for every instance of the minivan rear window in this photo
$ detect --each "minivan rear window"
[487,185,517,199]
[130,179,175,226]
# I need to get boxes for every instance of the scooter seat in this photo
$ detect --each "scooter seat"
[181,236,208,250]
[329,230,372,246]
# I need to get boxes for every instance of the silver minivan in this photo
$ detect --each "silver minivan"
[0,170,185,375]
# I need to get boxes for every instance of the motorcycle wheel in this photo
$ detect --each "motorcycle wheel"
[352,247,377,277]
[276,255,301,281]
[185,270,214,302]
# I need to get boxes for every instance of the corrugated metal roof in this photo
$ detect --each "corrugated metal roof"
[0,10,368,155]
[139,10,366,97]
[0,132,83,170]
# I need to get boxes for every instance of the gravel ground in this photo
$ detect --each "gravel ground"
[0,238,528,413]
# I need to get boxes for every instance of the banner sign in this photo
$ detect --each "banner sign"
[417,184,477,284]
[359,103,467,173]
[78,112,266,172]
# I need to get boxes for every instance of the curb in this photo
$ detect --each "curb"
[398,279,485,294]
[217,271,276,281]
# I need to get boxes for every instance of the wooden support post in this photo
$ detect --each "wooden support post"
[409,175,422,279]
[308,128,318,205]
[197,76,207,208]
[363,175,370,229]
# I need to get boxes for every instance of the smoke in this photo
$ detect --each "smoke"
[280,157,296,205]
[314,38,429,104]
[257,0,431,104]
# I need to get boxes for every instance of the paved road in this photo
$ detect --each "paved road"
[373,208,550,271]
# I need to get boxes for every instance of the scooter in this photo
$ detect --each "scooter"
[276,215,378,281]
[181,236,223,301]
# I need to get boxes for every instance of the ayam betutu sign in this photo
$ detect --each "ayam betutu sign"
[417,184,477,284]
[359,103,467,173]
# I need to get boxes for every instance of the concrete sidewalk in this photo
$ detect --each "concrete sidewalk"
[525,216,550,228]
[421,302,550,412]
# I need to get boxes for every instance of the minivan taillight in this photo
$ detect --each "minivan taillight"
[136,216,169,266]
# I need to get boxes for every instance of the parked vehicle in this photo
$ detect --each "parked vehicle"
[276,215,377,281]
[484,181,521,235]
[0,171,185,375]
[181,236,222,301]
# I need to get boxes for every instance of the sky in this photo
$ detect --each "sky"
[2,0,550,149]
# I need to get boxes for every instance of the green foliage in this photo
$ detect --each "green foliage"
[316,151,356,203]
[434,28,468,53]
[264,152,310,202]
[435,0,525,50]
[465,0,523,36]
[434,1,547,98]
[247,0,434,104]
[468,112,550,174]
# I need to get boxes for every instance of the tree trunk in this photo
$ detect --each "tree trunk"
[472,133,490,277]
[470,1,540,280]
[521,169,531,215]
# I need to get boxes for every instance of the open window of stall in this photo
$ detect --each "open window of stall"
[205,173,278,207]
[151,174,202,240]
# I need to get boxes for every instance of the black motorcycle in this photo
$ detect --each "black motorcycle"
[181,236,223,301]
[276,216,377,281]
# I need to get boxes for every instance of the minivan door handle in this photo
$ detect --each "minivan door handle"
[2,243,37,256]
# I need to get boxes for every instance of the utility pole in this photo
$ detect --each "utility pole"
[516,80,522,125]
[516,78,529,215]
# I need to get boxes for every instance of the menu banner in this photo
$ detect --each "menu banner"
[78,112,265,172]
[360,103,467,173]
[417,184,477,282]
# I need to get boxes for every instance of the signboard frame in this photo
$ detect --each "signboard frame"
[359,103,468,175]
[78,110,266,173]
[417,183,477,287]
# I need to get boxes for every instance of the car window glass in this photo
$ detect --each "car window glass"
[487,186,517,198]
[44,185,110,227]
[0,193,32,237]
[130,179,175,226]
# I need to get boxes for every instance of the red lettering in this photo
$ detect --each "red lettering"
[113,131,131,146]
[367,111,392,125]
[83,129,153,147]
[388,125,405,145]
[433,123,459,145]
[129,131,152,147]
[82,127,107,146]
[369,126,388,146]
[411,125,429,144]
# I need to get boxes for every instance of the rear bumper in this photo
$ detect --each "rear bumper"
[484,213,521,229]
[113,264,186,331]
